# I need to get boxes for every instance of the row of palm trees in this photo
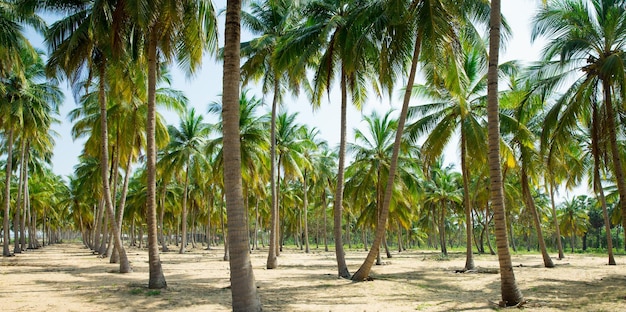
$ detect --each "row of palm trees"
[2,0,626,309]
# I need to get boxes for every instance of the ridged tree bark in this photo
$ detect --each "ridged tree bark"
[333,68,350,279]
[487,0,524,305]
[3,128,14,257]
[223,0,262,310]
[146,31,167,288]
[266,80,279,269]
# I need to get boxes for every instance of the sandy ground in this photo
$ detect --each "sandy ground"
[1,243,625,311]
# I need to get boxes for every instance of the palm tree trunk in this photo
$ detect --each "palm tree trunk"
[303,171,310,253]
[520,168,554,267]
[352,28,422,281]
[160,183,169,252]
[461,131,474,270]
[20,141,29,250]
[223,1,262,309]
[332,67,351,279]
[14,138,26,254]
[97,62,131,273]
[549,183,564,259]
[180,161,190,254]
[487,1,523,305]
[267,79,279,268]
[111,152,133,264]
[3,128,14,257]
[602,83,626,251]
[323,192,328,252]
[592,101,616,264]
[146,31,166,288]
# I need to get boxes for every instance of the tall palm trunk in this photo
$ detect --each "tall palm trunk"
[267,79,279,268]
[520,167,554,267]
[3,128,14,257]
[146,32,167,288]
[223,1,262,309]
[20,141,29,250]
[303,170,310,253]
[160,183,169,252]
[323,191,328,252]
[333,67,350,279]
[97,63,131,273]
[487,1,523,305]
[14,138,26,253]
[602,82,626,250]
[548,183,564,259]
[592,101,616,265]
[352,29,422,281]
[460,131,474,270]
[180,159,190,254]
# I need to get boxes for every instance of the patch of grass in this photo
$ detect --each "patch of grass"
[147,290,161,296]
[129,288,143,295]
[415,303,431,310]
[435,253,449,261]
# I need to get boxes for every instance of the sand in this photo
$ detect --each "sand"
[1,243,624,311]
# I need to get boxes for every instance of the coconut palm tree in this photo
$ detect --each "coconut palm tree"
[559,195,591,252]
[500,70,555,268]
[239,0,304,268]
[160,108,209,254]
[221,0,262,309]
[121,0,217,288]
[352,0,493,280]
[487,0,524,305]
[532,0,626,251]
[45,0,132,273]
[276,0,382,278]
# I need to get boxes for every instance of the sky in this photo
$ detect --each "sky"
[29,0,587,199]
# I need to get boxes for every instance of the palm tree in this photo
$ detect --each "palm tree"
[487,0,524,305]
[532,0,626,251]
[240,0,304,270]
[160,108,209,254]
[222,0,262,309]
[352,0,491,280]
[45,0,132,273]
[277,0,382,279]
[500,70,555,268]
[122,0,217,288]
[559,195,591,252]
[0,0,43,80]
[405,32,492,271]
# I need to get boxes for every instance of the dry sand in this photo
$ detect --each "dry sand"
[1,243,624,311]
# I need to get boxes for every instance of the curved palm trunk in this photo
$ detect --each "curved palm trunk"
[3,128,14,257]
[223,1,262,309]
[111,153,133,263]
[549,183,564,259]
[520,168,554,268]
[460,131,474,270]
[592,102,616,265]
[267,80,279,268]
[333,68,350,279]
[602,83,626,251]
[487,1,523,305]
[97,64,131,273]
[146,32,167,288]
[352,29,422,281]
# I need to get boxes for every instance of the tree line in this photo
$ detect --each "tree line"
[1,0,625,310]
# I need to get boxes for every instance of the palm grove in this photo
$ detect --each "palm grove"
[1,0,625,309]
